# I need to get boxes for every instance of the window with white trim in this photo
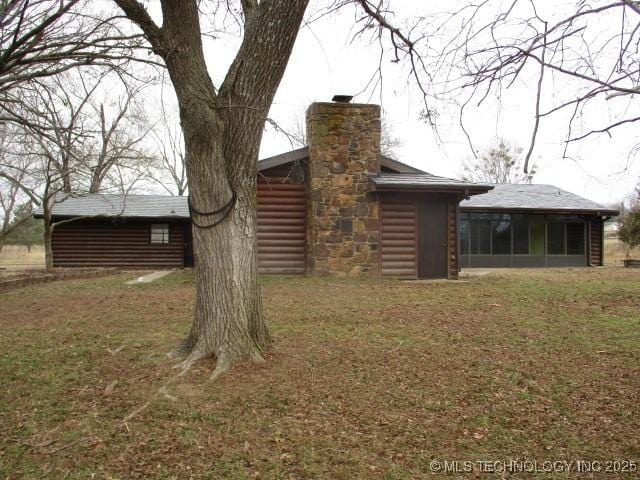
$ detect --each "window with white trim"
[150,223,170,244]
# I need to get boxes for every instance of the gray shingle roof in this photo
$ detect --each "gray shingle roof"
[370,173,493,192]
[460,184,618,215]
[258,147,425,173]
[35,183,617,220]
[34,194,189,219]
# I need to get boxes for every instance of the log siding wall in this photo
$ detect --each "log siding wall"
[589,218,604,266]
[51,220,185,268]
[257,166,307,275]
[380,198,418,278]
[447,198,459,279]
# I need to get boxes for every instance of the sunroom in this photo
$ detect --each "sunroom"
[458,184,618,268]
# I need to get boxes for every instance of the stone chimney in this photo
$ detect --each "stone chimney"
[305,101,381,276]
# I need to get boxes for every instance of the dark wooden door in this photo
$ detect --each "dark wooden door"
[418,199,448,278]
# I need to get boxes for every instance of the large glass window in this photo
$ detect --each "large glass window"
[547,221,565,254]
[491,216,511,254]
[529,216,545,255]
[470,214,491,254]
[461,213,587,258]
[460,214,470,254]
[566,222,585,255]
[512,214,529,254]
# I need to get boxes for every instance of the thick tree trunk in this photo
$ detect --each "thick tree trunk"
[115,0,308,378]
[88,181,99,194]
[179,182,270,377]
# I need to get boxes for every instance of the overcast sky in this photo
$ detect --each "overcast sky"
[153,0,639,206]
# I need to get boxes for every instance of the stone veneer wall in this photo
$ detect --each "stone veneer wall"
[305,102,381,276]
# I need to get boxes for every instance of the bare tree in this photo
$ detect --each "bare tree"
[84,86,153,193]
[0,0,155,130]
[0,123,33,253]
[0,177,32,254]
[0,134,54,267]
[1,72,150,269]
[462,138,535,184]
[0,172,30,255]
[326,1,640,171]
[148,104,187,196]
[421,0,640,166]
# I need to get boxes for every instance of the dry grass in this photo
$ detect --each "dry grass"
[0,268,638,479]
[605,238,640,266]
[0,245,45,269]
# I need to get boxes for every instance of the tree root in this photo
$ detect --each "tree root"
[122,342,266,423]
[210,352,232,382]
[166,337,194,359]
[173,347,208,376]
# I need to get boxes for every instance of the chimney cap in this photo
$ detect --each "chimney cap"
[332,94,353,103]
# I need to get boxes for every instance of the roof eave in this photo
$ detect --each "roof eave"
[460,206,619,216]
[372,184,493,194]
[36,213,190,221]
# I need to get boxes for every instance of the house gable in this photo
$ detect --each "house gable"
[258,147,425,175]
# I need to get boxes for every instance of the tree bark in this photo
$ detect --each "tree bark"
[43,206,54,272]
[114,0,309,377]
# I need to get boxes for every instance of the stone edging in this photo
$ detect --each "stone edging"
[0,268,120,292]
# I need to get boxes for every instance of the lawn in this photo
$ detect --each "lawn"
[0,268,638,479]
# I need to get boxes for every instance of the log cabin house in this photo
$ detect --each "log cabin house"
[34,99,618,278]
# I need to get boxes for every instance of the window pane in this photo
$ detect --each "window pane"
[471,219,491,254]
[151,224,169,244]
[492,218,511,254]
[547,221,565,255]
[566,222,585,255]
[530,217,545,255]
[512,214,529,254]
[470,213,492,221]
[460,219,469,254]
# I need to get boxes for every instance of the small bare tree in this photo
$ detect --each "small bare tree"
[618,184,640,259]
[0,173,31,254]
[462,138,536,184]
